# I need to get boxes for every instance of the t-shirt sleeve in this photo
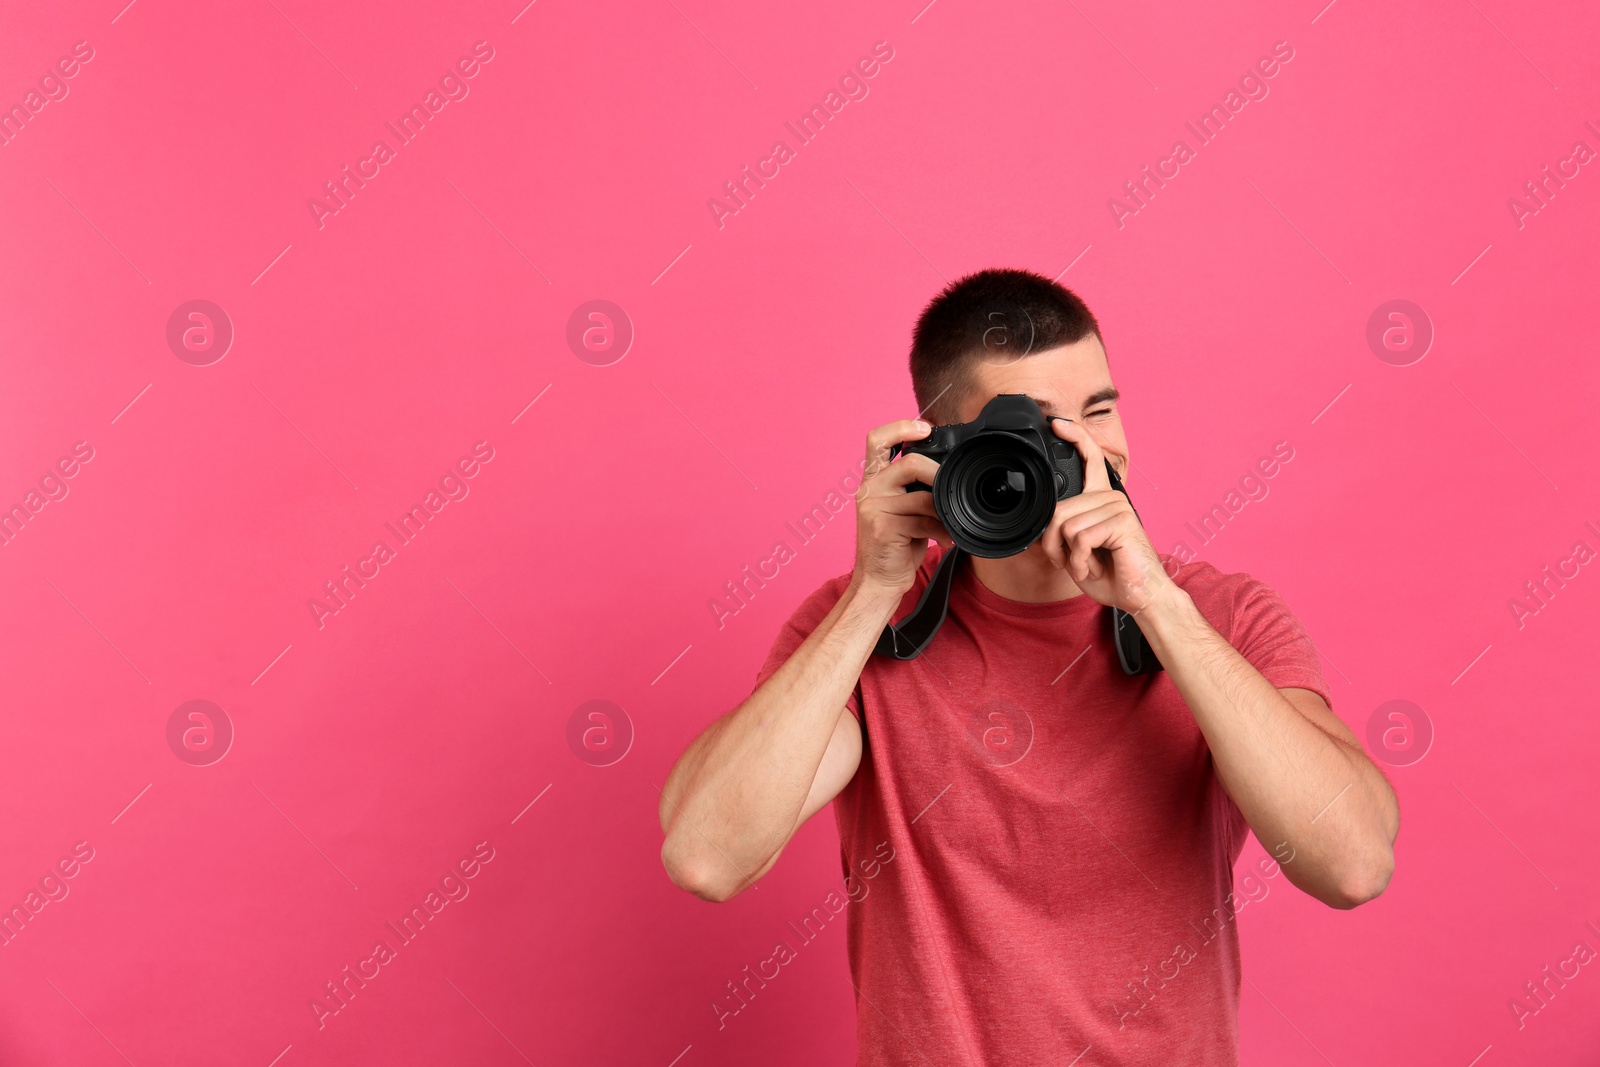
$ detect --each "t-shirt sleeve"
[1227,577,1334,711]
[751,574,862,719]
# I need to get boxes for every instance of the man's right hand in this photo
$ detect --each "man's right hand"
[853,419,951,597]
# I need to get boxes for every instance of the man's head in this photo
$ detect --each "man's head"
[909,268,1128,480]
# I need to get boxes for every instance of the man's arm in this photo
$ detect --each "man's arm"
[658,418,949,903]
[1042,417,1397,909]
[1135,587,1398,908]
[658,577,896,902]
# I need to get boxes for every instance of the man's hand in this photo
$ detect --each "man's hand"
[1038,418,1173,614]
[853,419,952,596]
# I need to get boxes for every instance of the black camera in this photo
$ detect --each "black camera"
[893,393,1109,558]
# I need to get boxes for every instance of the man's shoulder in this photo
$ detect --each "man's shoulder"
[1168,553,1286,613]
[1165,554,1301,631]
[1165,554,1257,602]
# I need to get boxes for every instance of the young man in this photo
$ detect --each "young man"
[658,269,1399,1065]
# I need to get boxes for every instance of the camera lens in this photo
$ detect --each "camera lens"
[974,465,1027,515]
[932,434,1057,558]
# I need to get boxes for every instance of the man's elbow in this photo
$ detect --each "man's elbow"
[1325,847,1395,910]
[660,838,741,903]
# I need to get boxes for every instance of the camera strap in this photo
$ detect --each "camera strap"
[871,464,1163,676]
[871,543,968,660]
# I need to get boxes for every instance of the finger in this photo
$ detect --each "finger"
[867,453,941,497]
[896,516,949,544]
[1064,507,1135,581]
[1048,417,1111,493]
[1060,499,1131,541]
[1067,521,1108,582]
[1049,489,1128,524]
[868,498,950,544]
[1038,513,1068,570]
[864,419,933,480]
[866,511,944,547]
[1044,503,1113,576]
[873,488,939,517]
[1039,491,1122,572]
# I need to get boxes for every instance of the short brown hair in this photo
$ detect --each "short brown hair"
[909,268,1103,424]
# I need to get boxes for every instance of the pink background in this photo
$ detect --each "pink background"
[2,0,1598,1063]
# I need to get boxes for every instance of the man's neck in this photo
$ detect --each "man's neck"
[968,547,1090,604]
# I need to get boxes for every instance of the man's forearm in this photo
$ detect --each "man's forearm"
[1135,583,1398,908]
[660,577,900,899]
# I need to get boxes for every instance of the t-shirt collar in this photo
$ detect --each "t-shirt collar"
[949,546,1108,619]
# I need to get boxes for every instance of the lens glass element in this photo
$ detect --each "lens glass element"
[974,465,1028,515]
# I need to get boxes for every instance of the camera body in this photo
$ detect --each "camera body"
[893,393,1096,559]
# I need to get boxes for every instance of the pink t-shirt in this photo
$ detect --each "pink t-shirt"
[752,542,1331,1066]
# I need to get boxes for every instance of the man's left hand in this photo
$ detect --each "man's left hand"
[1039,418,1174,615]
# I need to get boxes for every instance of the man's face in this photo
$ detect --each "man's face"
[950,333,1129,482]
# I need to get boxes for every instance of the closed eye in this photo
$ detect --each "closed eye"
[1087,408,1114,418]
